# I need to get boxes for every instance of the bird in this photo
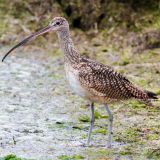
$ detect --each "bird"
[2,17,158,148]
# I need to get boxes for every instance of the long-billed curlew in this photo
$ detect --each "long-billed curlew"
[2,17,158,148]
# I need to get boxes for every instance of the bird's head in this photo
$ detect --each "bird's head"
[49,17,69,32]
[2,17,69,62]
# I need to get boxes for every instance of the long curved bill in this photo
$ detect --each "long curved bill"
[2,25,52,62]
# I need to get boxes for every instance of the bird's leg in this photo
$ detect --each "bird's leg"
[87,102,95,145]
[104,104,113,148]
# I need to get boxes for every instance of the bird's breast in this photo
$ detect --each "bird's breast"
[64,64,87,98]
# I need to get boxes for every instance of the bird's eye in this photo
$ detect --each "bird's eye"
[56,22,60,25]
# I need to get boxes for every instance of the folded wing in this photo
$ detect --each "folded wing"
[79,58,150,101]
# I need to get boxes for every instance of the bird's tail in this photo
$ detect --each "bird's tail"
[126,83,159,106]
[145,90,158,100]
[143,90,159,106]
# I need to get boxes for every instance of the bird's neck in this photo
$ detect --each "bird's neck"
[57,29,80,64]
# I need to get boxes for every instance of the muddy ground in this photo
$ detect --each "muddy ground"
[0,44,160,160]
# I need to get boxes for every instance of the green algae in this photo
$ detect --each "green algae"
[119,148,133,156]
[78,110,108,123]
[94,110,108,119]
[144,148,160,160]
[58,155,84,160]
[0,154,32,160]
[116,127,140,143]
[156,89,160,95]
[93,128,107,135]
[129,101,146,109]
[146,133,159,140]
[78,114,90,123]
[82,148,114,160]
[121,57,130,66]
[72,125,84,130]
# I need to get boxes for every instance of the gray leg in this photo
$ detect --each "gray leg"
[104,104,113,148]
[87,102,95,145]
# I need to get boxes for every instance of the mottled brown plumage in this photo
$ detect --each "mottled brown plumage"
[2,17,158,148]
[78,57,154,104]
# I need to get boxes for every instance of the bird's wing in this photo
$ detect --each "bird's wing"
[78,57,146,100]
